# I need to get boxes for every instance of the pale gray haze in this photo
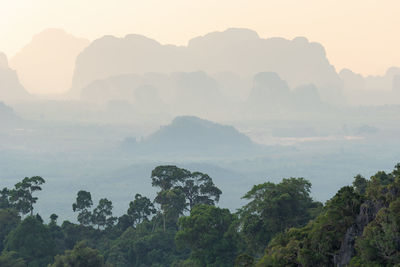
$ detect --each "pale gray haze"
[1,26,399,220]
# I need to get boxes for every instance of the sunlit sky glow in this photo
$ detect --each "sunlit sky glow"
[1,0,399,75]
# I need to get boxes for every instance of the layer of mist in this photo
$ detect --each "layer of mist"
[0,28,399,221]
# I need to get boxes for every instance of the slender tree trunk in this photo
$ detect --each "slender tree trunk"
[30,189,33,216]
[163,213,166,232]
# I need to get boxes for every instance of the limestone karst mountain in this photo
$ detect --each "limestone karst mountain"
[246,72,323,115]
[80,71,224,118]
[71,28,342,103]
[0,52,31,103]
[80,70,325,119]
[340,67,400,105]
[247,72,291,110]
[10,28,89,94]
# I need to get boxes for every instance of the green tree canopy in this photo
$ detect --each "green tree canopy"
[151,165,222,212]
[176,205,239,267]
[238,177,322,256]
[257,186,364,266]
[352,174,368,195]
[0,187,11,209]
[51,241,109,267]
[151,165,222,231]
[4,216,56,267]
[0,251,26,267]
[155,188,187,231]
[0,209,20,251]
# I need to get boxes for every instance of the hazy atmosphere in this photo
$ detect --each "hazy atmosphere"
[1,1,399,266]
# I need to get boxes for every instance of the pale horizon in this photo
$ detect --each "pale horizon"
[1,0,400,77]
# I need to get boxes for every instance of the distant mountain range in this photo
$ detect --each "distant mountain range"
[340,67,400,105]
[2,27,400,107]
[71,28,342,103]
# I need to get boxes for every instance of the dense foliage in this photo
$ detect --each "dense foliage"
[257,164,400,267]
[0,164,399,266]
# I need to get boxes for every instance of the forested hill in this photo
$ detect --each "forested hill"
[121,116,260,156]
[0,164,400,266]
[257,164,400,267]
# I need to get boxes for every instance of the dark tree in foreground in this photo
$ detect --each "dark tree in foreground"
[238,177,322,256]
[51,241,109,267]
[0,188,11,209]
[352,174,368,195]
[127,193,156,226]
[72,190,93,226]
[155,187,187,231]
[180,171,222,211]
[176,205,239,267]
[9,176,45,216]
[151,165,222,231]
[92,198,116,229]
[0,209,20,251]
[0,251,26,267]
[4,216,56,267]
[151,166,221,212]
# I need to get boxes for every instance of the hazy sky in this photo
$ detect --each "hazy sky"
[1,0,399,75]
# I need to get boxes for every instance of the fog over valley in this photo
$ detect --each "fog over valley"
[0,28,399,224]
[2,1,400,265]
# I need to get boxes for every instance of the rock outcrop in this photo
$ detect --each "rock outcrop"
[335,200,385,266]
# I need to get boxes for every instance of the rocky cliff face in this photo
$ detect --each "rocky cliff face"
[335,200,385,266]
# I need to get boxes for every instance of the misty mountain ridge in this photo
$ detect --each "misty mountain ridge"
[79,70,326,120]
[0,52,31,104]
[10,28,89,94]
[121,115,260,157]
[4,27,400,107]
[340,67,400,105]
[71,28,342,104]
[247,72,324,114]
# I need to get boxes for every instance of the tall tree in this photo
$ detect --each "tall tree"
[9,176,45,216]
[151,165,190,191]
[127,193,156,226]
[72,190,93,226]
[179,172,222,211]
[151,166,222,231]
[151,166,221,211]
[155,188,187,231]
[238,177,322,256]
[92,198,116,229]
